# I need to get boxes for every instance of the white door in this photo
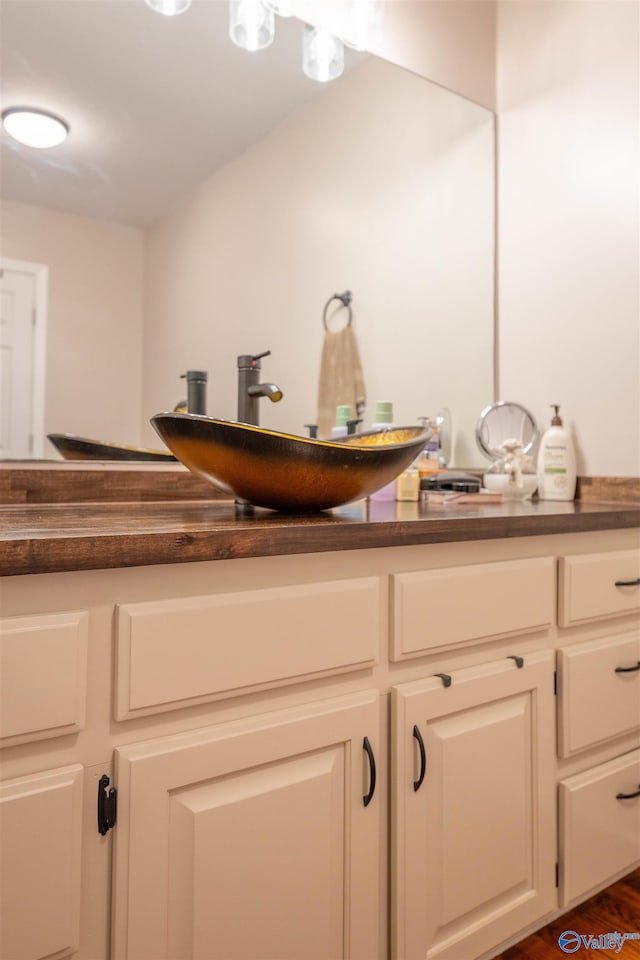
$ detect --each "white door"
[0,266,39,458]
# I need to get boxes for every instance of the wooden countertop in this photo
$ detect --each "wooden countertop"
[1,497,638,577]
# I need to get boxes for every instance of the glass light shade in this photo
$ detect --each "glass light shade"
[341,0,383,51]
[302,25,344,83]
[2,108,69,148]
[264,0,293,15]
[144,0,191,14]
[229,0,275,51]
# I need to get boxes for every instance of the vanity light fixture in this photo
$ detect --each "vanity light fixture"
[144,0,191,15]
[2,107,69,148]
[302,25,344,82]
[263,0,293,15]
[229,0,275,51]
[341,0,384,51]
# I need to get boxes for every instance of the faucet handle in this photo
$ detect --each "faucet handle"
[237,350,271,370]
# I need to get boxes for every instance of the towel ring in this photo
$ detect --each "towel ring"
[323,290,352,331]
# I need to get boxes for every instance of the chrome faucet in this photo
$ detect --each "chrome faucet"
[237,351,283,425]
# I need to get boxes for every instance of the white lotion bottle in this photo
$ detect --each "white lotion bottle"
[536,404,577,501]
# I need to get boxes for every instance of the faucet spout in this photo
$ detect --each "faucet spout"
[237,351,283,425]
[248,383,283,403]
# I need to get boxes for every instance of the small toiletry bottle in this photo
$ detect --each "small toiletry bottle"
[536,405,577,501]
[416,417,440,477]
[369,401,397,501]
[331,405,352,439]
[396,466,420,501]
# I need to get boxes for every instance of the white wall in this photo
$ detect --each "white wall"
[0,201,145,451]
[497,0,639,476]
[298,0,497,110]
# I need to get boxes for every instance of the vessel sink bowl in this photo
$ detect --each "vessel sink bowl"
[47,433,176,462]
[151,413,431,512]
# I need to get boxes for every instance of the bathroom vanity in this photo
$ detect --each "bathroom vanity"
[1,490,639,960]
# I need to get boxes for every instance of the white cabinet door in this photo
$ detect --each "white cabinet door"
[391,651,556,960]
[112,691,381,960]
[0,764,84,960]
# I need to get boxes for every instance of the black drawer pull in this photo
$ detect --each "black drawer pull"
[434,672,452,688]
[412,725,426,792]
[362,736,376,807]
[507,655,524,669]
[614,578,640,587]
[615,661,640,674]
[616,784,640,801]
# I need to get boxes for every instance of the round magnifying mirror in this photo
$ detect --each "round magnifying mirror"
[475,401,538,460]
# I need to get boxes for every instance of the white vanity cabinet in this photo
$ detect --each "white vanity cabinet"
[1,527,639,960]
[556,547,640,908]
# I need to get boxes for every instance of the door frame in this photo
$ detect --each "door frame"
[0,256,48,458]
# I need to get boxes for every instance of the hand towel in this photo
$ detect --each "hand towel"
[317,324,366,438]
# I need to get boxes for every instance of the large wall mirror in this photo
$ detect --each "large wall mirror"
[0,0,494,467]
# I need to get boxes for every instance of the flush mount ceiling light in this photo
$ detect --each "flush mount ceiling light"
[2,107,69,148]
[229,0,275,51]
[144,0,191,15]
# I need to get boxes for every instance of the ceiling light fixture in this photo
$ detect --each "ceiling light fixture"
[2,107,69,148]
[144,0,191,15]
[263,0,293,15]
[341,0,384,51]
[229,0,275,52]
[302,25,344,82]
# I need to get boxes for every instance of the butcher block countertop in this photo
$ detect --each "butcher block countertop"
[1,495,638,577]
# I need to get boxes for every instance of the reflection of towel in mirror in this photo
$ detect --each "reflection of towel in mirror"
[317,325,366,438]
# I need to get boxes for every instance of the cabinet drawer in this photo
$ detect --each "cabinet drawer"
[0,611,88,747]
[559,549,640,627]
[115,577,382,720]
[558,633,640,757]
[391,557,555,660]
[559,749,640,906]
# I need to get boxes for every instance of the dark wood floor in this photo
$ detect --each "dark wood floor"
[494,869,640,959]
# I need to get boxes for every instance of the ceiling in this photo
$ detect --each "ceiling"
[0,0,365,227]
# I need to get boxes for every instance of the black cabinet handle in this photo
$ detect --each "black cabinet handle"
[615,661,640,674]
[412,725,426,792]
[614,578,640,587]
[616,784,640,800]
[363,736,376,807]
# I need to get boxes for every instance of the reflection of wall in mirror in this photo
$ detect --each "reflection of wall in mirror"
[142,57,494,466]
[0,201,145,450]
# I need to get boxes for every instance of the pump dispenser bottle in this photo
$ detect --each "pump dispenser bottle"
[536,405,576,501]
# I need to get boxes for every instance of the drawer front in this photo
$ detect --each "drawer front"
[0,611,88,747]
[559,549,640,627]
[115,576,382,720]
[559,749,640,906]
[391,557,555,661]
[558,632,640,757]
